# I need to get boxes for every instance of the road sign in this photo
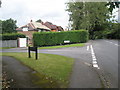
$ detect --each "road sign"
[28,46,38,60]
[64,40,70,43]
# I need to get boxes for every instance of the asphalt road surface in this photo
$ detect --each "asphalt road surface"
[1,39,119,88]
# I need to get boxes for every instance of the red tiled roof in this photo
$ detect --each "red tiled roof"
[16,21,63,31]
[44,22,58,30]
[16,25,28,30]
[16,22,50,31]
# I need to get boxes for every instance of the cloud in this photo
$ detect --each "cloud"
[0,0,69,28]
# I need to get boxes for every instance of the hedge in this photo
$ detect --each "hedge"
[0,33,26,40]
[33,30,89,47]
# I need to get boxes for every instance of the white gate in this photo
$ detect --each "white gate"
[18,38,27,47]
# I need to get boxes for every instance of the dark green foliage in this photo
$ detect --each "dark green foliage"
[92,23,120,39]
[66,2,120,39]
[66,2,110,30]
[104,23,120,39]
[1,33,26,40]
[33,30,88,47]
[36,19,43,23]
[66,2,111,39]
[0,0,1,7]
[105,2,120,13]
[2,18,17,34]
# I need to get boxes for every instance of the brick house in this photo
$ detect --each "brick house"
[43,22,64,32]
[16,20,64,45]
[16,20,50,44]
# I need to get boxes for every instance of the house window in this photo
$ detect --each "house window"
[23,28,28,31]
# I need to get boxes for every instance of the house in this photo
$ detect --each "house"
[16,20,64,45]
[43,22,64,32]
[16,20,50,44]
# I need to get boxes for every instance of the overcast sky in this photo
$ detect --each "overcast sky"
[0,0,119,29]
[0,0,69,29]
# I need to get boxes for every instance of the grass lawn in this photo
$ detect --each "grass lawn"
[39,43,85,49]
[2,52,74,88]
[0,47,15,49]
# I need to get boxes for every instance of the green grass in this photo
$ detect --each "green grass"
[2,52,74,88]
[39,43,85,49]
[0,47,15,49]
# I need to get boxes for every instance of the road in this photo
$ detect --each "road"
[1,39,119,88]
[91,40,118,88]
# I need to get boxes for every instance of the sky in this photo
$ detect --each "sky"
[0,0,69,29]
[0,0,119,29]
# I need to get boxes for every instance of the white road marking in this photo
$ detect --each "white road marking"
[93,64,98,67]
[105,40,119,46]
[92,54,95,57]
[92,56,96,59]
[87,45,89,51]
[90,45,100,69]
[114,44,118,46]
[93,61,97,64]
[93,58,97,60]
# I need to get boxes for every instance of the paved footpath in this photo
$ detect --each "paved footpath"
[2,56,41,88]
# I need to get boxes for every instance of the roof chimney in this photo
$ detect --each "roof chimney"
[30,20,33,22]
[41,21,44,25]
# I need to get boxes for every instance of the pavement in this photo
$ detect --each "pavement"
[2,56,41,88]
[1,39,119,88]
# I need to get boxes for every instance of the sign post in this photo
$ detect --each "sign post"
[28,47,31,58]
[28,46,38,60]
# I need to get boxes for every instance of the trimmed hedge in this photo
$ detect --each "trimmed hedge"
[33,30,89,47]
[0,33,26,40]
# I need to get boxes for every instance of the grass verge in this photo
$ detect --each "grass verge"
[2,52,74,88]
[38,43,85,49]
[0,47,15,49]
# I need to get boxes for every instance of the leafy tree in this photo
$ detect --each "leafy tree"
[66,2,111,39]
[0,0,1,7]
[0,20,2,34]
[2,18,17,34]
[106,1,120,13]
[105,23,120,39]
[36,19,43,23]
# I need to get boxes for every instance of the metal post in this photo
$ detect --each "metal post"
[28,46,31,58]
[35,47,38,60]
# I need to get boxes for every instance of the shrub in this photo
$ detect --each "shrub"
[0,33,26,40]
[33,30,89,47]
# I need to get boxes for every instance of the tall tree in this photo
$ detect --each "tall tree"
[0,0,1,7]
[36,19,43,23]
[0,20,2,34]
[106,1,120,14]
[2,18,17,34]
[66,2,111,39]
